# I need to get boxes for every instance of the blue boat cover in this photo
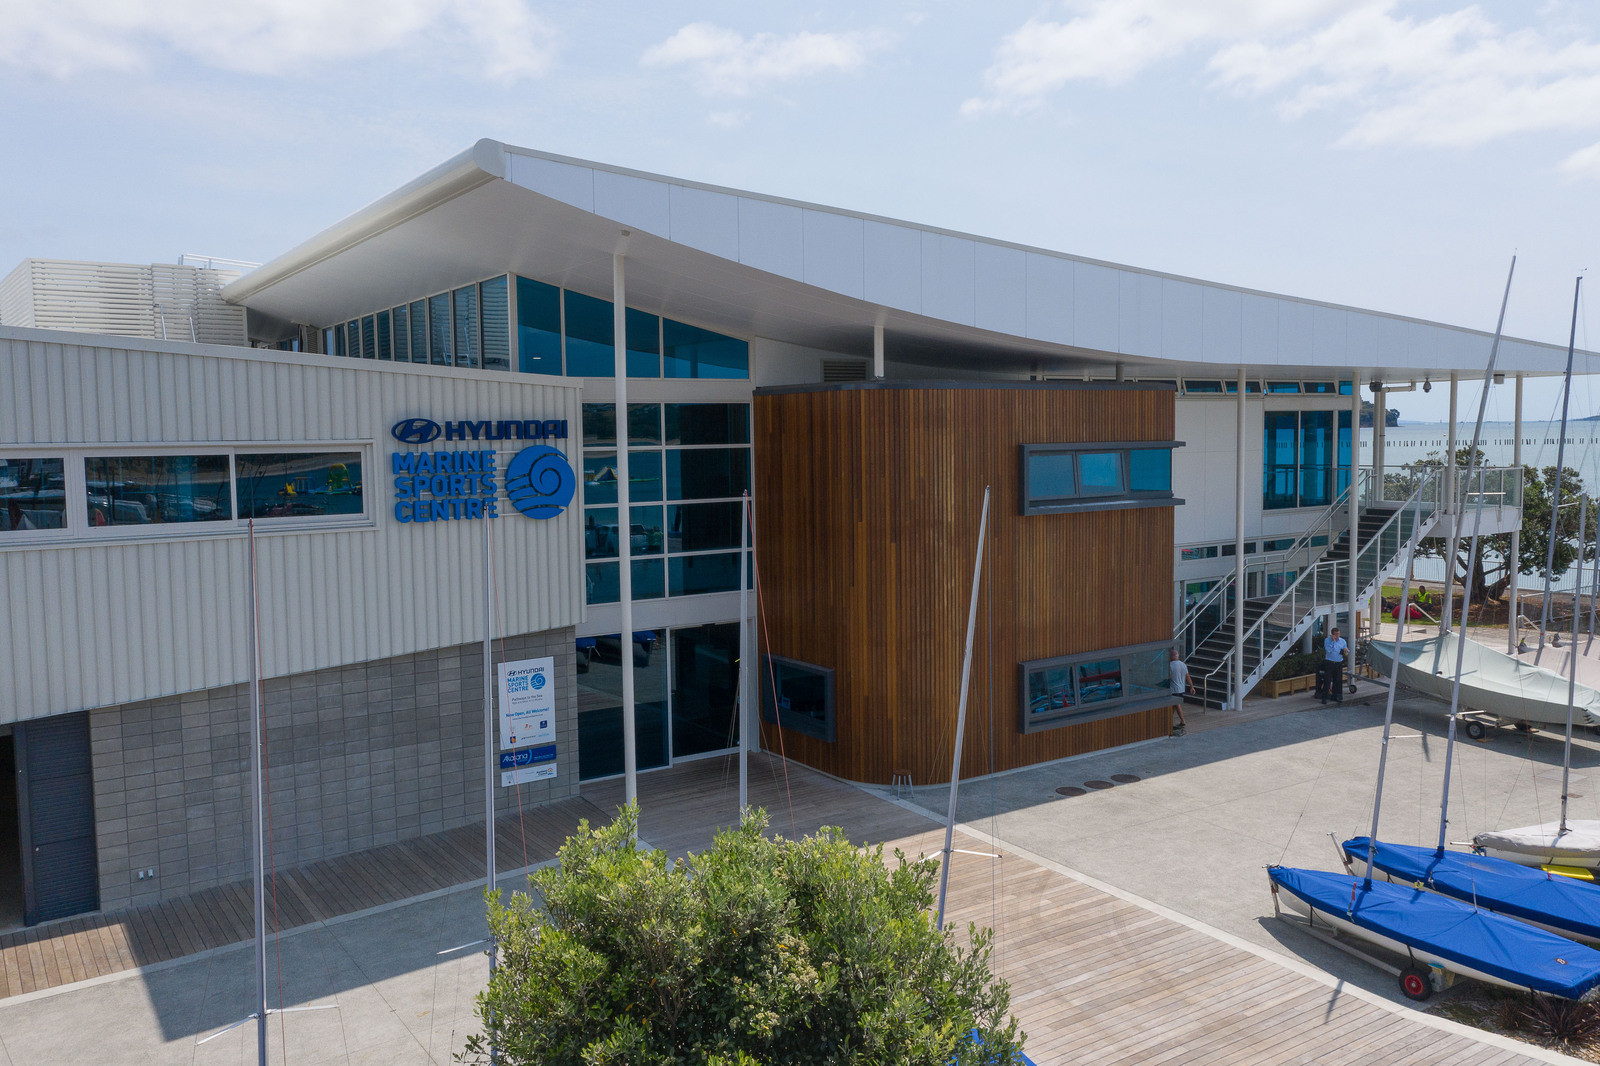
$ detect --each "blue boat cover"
[1344,836,1600,944]
[1269,866,1600,999]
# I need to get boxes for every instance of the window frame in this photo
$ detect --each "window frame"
[759,653,836,742]
[1019,639,1175,733]
[1019,441,1183,516]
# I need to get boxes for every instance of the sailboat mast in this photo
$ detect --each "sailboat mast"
[936,486,990,930]
[1538,277,1585,656]
[246,520,268,1066]
[1364,490,1428,886]
[1436,256,1516,856]
[1563,497,1587,832]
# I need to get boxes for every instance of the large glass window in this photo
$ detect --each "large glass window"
[663,320,749,379]
[1128,449,1172,493]
[516,276,562,375]
[583,505,664,558]
[668,501,742,552]
[85,455,232,526]
[1077,452,1124,496]
[669,552,746,596]
[666,404,750,445]
[452,285,479,368]
[0,458,66,531]
[670,623,740,759]
[1020,443,1180,515]
[236,452,363,519]
[577,632,668,780]
[760,655,835,742]
[666,448,749,500]
[1299,410,1333,507]
[1263,411,1298,510]
[564,290,614,377]
[584,558,665,603]
[480,276,510,372]
[1021,640,1174,733]
[1264,409,1351,510]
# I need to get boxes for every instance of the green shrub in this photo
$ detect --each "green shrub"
[1262,650,1322,683]
[465,803,1024,1066]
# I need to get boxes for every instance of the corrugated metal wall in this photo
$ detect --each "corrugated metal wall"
[0,260,247,346]
[0,327,584,725]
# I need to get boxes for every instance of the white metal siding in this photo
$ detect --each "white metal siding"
[0,260,246,347]
[0,327,583,725]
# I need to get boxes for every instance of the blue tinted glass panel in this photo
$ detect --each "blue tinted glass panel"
[1129,449,1171,493]
[1076,659,1123,704]
[1183,380,1222,393]
[360,316,376,359]
[85,455,232,526]
[237,452,362,518]
[1028,666,1075,716]
[1263,411,1298,510]
[668,502,742,553]
[391,307,409,361]
[627,307,660,378]
[1300,410,1332,507]
[376,311,392,361]
[583,452,618,505]
[0,457,66,530]
[583,559,665,605]
[1266,381,1300,394]
[428,294,451,365]
[1304,382,1335,394]
[346,322,360,359]
[1339,380,1354,395]
[515,276,561,375]
[663,320,748,379]
[1027,453,1075,500]
[667,448,749,500]
[564,290,614,377]
[409,301,428,363]
[670,552,744,596]
[1337,410,1352,496]
[1124,649,1167,698]
[628,451,663,503]
[453,285,478,368]
[333,325,347,357]
[665,404,750,445]
[628,404,662,446]
[480,276,510,371]
[582,403,616,446]
[1077,453,1124,496]
[583,505,664,558]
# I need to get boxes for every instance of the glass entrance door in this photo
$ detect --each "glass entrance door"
[669,623,741,759]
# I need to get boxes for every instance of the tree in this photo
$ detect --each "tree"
[465,804,1024,1066]
[1411,447,1596,603]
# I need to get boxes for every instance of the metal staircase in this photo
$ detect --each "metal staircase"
[1180,469,1443,710]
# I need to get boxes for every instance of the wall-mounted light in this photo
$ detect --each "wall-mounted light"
[1422,377,1432,393]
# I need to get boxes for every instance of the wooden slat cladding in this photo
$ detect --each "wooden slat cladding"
[753,384,1176,785]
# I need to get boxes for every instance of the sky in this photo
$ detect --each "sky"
[1,0,1598,423]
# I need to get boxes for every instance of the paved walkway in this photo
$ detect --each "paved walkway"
[0,750,1585,1064]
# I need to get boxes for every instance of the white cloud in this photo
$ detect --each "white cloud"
[0,0,557,82]
[641,22,889,96]
[1562,141,1600,180]
[962,1,1600,174]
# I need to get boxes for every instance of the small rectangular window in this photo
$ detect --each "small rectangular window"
[326,327,340,356]
[582,505,664,559]
[1076,452,1124,496]
[360,316,376,359]
[667,501,743,553]
[85,455,232,526]
[1304,381,1335,394]
[667,448,749,501]
[760,655,835,742]
[626,307,660,378]
[1128,449,1171,493]
[1020,640,1175,732]
[453,285,479,368]
[1266,381,1301,394]
[583,403,617,447]
[346,321,360,359]
[391,306,409,361]
[1183,380,1223,393]
[0,457,67,531]
[669,551,746,596]
[1021,442,1179,515]
[376,310,392,361]
[1025,452,1075,501]
[1224,380,1262,394]
[584,558,665,605]
[1027,665,1076,717]
[480,276,510,371]
[236,452,363,519]
[428,293,451,365]
[665,403,751,445]
[1075,659,1123,704]
[409,300,428,364]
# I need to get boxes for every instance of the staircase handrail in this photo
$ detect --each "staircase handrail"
[1196,469,1441,707]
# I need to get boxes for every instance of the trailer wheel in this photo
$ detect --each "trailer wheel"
[1465,721,1487,741]
[1399,966,1433,1002]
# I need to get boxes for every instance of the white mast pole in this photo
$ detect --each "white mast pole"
[1436,256,1516,856]
[614,252,638,820]
[1563,497,1586,832]
[1539,277,1584,657]
[482,509,499,1066]
[1510,374,1522,654]
[936,486,990,930]
[739,491,750,813]
[247,520,267,1066]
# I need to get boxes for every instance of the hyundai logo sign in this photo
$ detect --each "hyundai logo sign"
[391,418,442,445]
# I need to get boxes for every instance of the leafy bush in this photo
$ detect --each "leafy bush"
[1516,994,1600,1046]
[1262,651,1322,683]
[465,803,1024,1066]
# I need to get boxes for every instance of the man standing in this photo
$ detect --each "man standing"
[1169,648,1192,734]
[1320,626,1349,704]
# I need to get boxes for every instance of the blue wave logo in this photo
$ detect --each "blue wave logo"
[392,418,442,444]
[505,446,576,519]
[531,673,546,690]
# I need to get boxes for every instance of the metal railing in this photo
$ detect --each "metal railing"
[1196,469,1442,708]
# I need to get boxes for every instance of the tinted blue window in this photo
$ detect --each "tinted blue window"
[480,276,510,371]
[1266,381,1300,394]
[237,452,362,518]
[1129,449,1171,493]
[582,451,661,505]
[667,448,749,500]
[1183,380,1222,393]
[1304,381,1335,394]
[0,457,66,530]
[564,290,614,377]
[391,306,409,361]
[584,559,665,604]
[1075,659,1123,704]
[668,502,743,552]
[663,320,748,379]
[1300,411,1333,507]
[333,324,347,357]
[409,300,428,363]
[376,310,392,361]
[1027,453,1075,499]
[583,505,664,558]
[628,451,663,502]
[360,316,376,359]
[516,276,561,375]
[453,285,478,368]
[1077,453,1123,496]
[85,455,232,526]
[428,293,451,365]
[669,552,745,596]
[626,308,660,378]
[665,404,749,445]
[1263,411,1298,509]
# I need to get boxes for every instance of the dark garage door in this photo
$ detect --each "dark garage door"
[17,713,99,924]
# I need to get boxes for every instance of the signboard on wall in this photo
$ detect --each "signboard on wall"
[498,656,557,786]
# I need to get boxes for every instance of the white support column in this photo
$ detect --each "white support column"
[1373,385,1386,497]
[614,252,637,811]
[1234,368,1246,709]
[872,322,885,380]
[738,492,750,812]
[1443,373,1459,633]
[1349,372,1362,654]
[1510,373,1523,651]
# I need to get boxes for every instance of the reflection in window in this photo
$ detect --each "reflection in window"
[428,293,451,365]
[480,276,510,371]
[0,458,66,531]
[671,623,741,759]
[1026,453,1075,501]
[360,316,376,359]
[669,552,745,596]
[667,448,749,500]
[452,285,479,368]
[1075,659,1123,704]
[1020,641,1174,733]
[577,632,667,779]
[564,290,614,377]
[85,455,232,526]
[1124,649,1168,699]
[760,655,835,742]
[391,305,409,361]
[1077,453,1123,496]
[584,505,664,559]
[1027,666,1076,716]
[668,501,742,552]
[236,453,363,519]
[584,559,665,604]
[408,300,428,364]
[663,320,749,379]
[376,310,392,361]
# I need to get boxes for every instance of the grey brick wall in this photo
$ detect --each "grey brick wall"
[90,626,578,911]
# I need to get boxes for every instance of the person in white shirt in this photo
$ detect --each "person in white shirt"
[1319,627,1349,703]
[1169,648,1192,734]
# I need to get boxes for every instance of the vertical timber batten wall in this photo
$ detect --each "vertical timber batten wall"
[754,382,1176,786]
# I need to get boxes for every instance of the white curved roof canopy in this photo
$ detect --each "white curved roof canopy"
[226,138,1595,379]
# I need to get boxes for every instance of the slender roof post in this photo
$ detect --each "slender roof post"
[1442,373,1459,634]
[614,252,638,819]
[1234,368,1246,709]
[1510,374,1523,653]
[1349,370,1361,669]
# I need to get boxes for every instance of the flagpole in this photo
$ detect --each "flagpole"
[246,520,267,1066]
[937,486,990,929]
[739,490,750,813]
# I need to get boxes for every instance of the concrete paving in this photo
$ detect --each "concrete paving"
[900,692,1600,1010]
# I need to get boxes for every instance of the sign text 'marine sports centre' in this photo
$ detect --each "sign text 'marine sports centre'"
[390,416,575,523]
